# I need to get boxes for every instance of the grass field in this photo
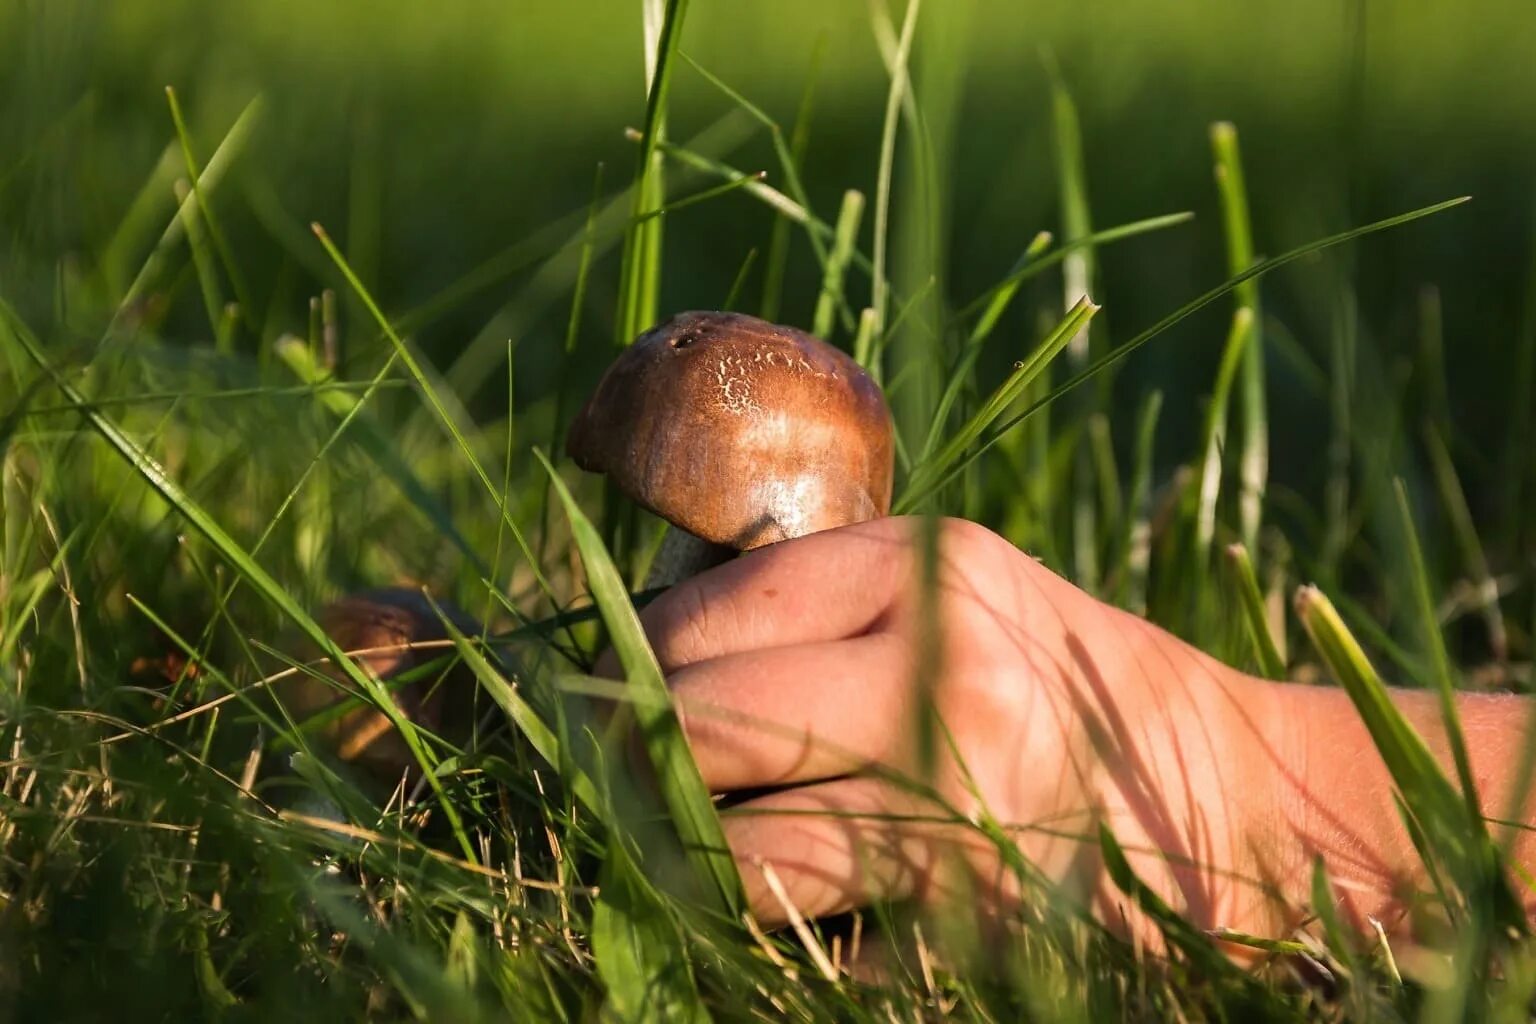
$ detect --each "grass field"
[2,0,1534,1019]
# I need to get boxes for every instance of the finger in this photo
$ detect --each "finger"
[670,632,910,790]
[724,776,937,927]
[636,517,917,673]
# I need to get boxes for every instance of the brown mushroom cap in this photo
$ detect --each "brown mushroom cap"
[280,588,481,779]
[567,311,894,550]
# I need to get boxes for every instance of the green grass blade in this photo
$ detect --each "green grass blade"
[1097,824,1234,975]
[114,96,263,333]
[632,171,766,226]
[1194,307,1255,569]
[918,230,1054,466]
[311,223,561,613]
[1309,857,1365,1006]
[99,142,180,299]
[272,335,490,579]
[755,36,825,323]
[1418,284,1451,437]
[1295,583,1462,818]
[1211,122,1267,551]
[812,189,864,340]
[1049,65,1096,372]
[1321,291,1356,580]
[1392,479,1482,826]
[165,85,254,332]
[1116,389,1161,614]
[616,0,690,346]
[682,52,836,280]
[536,449,742,916]
[898,297,1099,512]
[170,176,225,341]
[965,229,1053,351]
[1047,60,1102,593]
[1296,582,1522,931]
[1423,423,1508,661]
[0,298,477,861]
[721,246,758,311]
[439,614,602,814]
[898,197,1471,512]
[649,135,818,227]
[1088,414,1123,545]
[1223,543,1286,679]
[868,0,920,339]
[955,212,1193,322]
[541,162,607,568]
[592,837,709,1024]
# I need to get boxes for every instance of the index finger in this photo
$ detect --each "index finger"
[633,516,917,673]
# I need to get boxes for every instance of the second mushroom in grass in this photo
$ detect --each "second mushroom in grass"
[280,587,482,784]
[566,310,895,585]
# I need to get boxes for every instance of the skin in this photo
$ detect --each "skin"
[601,516,1536,947]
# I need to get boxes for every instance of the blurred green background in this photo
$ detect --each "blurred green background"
[2,0,1532,537]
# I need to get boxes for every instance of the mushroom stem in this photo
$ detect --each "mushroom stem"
[645,526,735,589]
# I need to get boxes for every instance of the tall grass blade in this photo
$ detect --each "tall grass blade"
[1422,424,1508,661]
[897,197,1471,511]
[956,212,1193,323]
[272,336,489,578]
[1223,543,1286,679]
[1194,307,1256,568]
[165,85,253,328]
[1210,122,1267,551]
[1088,414,1122,541]
[1296,583,1522,932]
[440,615,601,814]
[1322,291,1356,580]
[813,189,864,340]
[100,143,180,299]
[1418,284,1450,436]
[0,299,477,861]
[592,837,709,1023]
[721,246,758,311]
[1117,389,1162,614]
[114,96,263,334]
[311,223,561,613]
[1048,64,1101,591]
[966,230,1053,351]
[536,450,742,916]
[171,176,226,342]
[756,37,824,323]
[1392,479,1482,825]
[868,0,920,340]
[1309,858,1366,1013]
[682,53,837,290]
[1098,824,1239,978]
[616,0,690,346]
[898,297,1098,511]
[918,230,1053,467]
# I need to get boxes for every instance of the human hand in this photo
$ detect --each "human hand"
[608,516,1282,940]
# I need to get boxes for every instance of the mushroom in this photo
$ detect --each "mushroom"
[279,587,482,782]
[566,310,894,585]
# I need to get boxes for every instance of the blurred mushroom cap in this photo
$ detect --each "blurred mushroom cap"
[281,588,480,779]
[566,311,894,550]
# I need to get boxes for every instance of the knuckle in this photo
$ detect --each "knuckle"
[937,516,1004,570]
[651,578,720,669]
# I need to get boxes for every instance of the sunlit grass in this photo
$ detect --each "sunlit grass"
[1,1,1533,1020]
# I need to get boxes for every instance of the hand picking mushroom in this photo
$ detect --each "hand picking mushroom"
[279,587,481,782]
[566,311,895,586]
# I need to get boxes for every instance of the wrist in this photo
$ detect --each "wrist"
[1089,612,1293,937]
